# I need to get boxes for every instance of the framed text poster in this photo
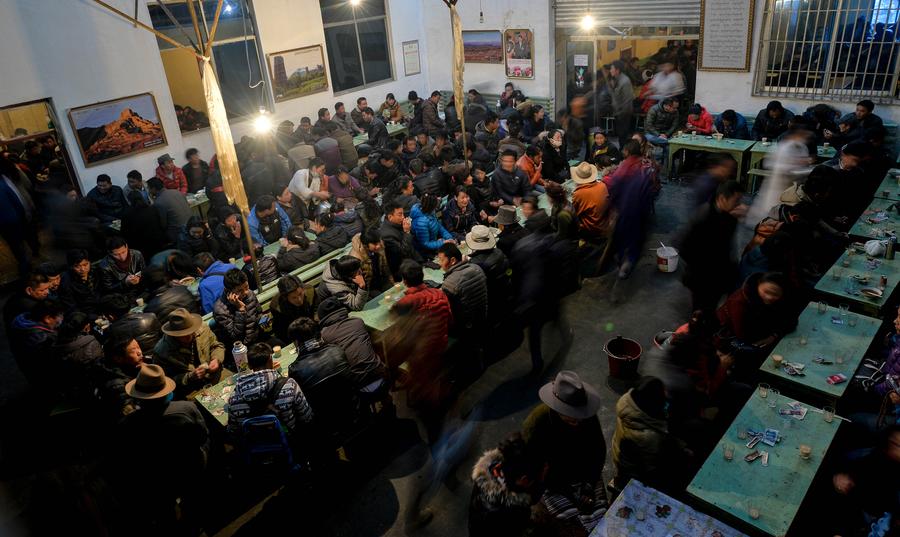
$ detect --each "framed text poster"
[699,0,756,71]
[403,40,421,76]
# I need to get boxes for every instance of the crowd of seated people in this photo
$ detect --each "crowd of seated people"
[3,78,900,535]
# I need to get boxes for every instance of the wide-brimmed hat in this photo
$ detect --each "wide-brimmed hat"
[466,225,497,251]
[539,370,602,420]
[493,205,519,226]
[161,307,202,337]
[125,364,176,400]
[157,153,173,165]
[570,162,599,185]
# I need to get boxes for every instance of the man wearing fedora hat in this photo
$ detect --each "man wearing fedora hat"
[523,370,608,534]
[493,205,529,257]
[119,364,210,520]
[467,225,511,329]
[571,161,613,241]
[154,153,188,194]
[154,307,225,397]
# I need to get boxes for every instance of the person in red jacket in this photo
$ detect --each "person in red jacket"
[390,259,453,376]
[155,153,188,193]
[685,103,714,135]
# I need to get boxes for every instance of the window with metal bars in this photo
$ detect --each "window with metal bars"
[320,0,393,94]
[754,0,900,103]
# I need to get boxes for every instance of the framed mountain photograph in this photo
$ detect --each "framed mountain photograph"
[68,92,167,167]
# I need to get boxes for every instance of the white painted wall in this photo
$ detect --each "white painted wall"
[0,0,430,193]
[421,0,554,99]
[695,0,900,123]
[0,0,185,192]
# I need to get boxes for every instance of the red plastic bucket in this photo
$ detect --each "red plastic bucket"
[604,336,642,378]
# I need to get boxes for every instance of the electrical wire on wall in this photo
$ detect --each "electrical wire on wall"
[240,0,264,90]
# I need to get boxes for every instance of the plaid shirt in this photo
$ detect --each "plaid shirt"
[226,369,313,437]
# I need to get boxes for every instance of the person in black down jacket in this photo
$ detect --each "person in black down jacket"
[51,311,103,404]
[438,243,488,337]
[443,186,481,240]
[310,211,350,256]
[241,245,279,291]
[466,225,512,328]
[176,216,218,258]
[142,266,201,325]
[213,210,249,263]
[493,150,532,206]
[58,249,102,315]
[121,191,168,260]
[286,317,360,432]
[277,225,320,273]
[101,294,162,353]
[270,275,313,342]
[212,269,261,348]
[317,297,386,388]
[380,200,422,281]
[540,130,569,182]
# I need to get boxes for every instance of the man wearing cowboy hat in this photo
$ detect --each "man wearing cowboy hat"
[153,153,188,194]
[493,205,529,257]
[119,364,210,519]
[467,225,511,329]
[570,161,612,241]
[154,307,225,397]
[523,370,608,533]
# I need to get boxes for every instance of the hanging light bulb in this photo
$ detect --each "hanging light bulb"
[580,14,596,30]
[350,0,361,6]
[253,108,273,134]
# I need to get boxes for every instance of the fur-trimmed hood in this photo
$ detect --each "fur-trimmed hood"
[470,448,533,511]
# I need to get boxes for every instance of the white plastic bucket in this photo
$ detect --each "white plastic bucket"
[656,246,679,273]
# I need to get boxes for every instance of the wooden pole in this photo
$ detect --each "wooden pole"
[91,0,206,60]
[184,0,205,52]
[204,0,224,58]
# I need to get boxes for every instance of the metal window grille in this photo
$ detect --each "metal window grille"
[754,0,900,103]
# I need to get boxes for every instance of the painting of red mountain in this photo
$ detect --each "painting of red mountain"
[68,93,167,166]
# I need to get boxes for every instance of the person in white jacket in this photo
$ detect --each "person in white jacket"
[745,129,815,227]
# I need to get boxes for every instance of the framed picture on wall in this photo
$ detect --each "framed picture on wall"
[68,92,167,167]
[462,31,503,64]
[504,29,534,79]
[403,40,421,76]
[267,45,329,103]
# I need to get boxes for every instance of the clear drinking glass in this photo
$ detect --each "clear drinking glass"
[758,383,770,398]
[823,406,835,423]
[817,301,828,314]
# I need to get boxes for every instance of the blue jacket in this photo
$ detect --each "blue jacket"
[713,113,751,140]
[410,203,453,255]
[199,260,236,314]
[247,205,290,246]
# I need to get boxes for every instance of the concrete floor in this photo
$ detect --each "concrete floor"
[0,183,697,537]
[217,184,697,537]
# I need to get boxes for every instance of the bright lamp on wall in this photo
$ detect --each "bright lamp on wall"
[350,0,361,6]
[253,108,273,134]
[580,14,596,30]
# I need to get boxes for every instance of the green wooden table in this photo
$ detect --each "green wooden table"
[666,134,755,181]
[760,303,880,399]
[687,392,840,537]
[747,142,836,172]
[874,169,900,202]
[349,267,445,332]
[353,123,409,147]
[196,344,298,427]
[815,248,900,314]
[848,197,900,240]
[591,479,748,537]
